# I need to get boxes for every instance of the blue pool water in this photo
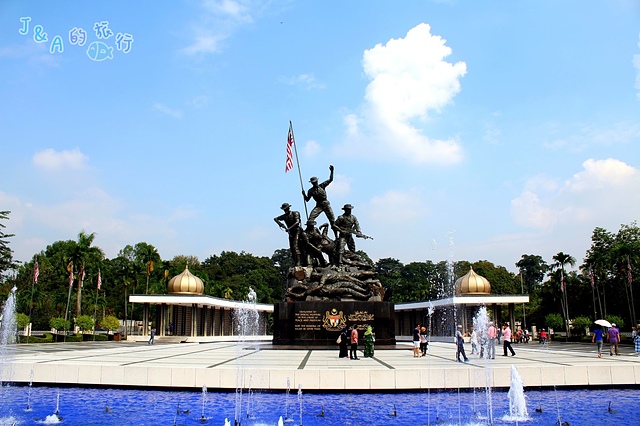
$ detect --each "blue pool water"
[1,386,638,425]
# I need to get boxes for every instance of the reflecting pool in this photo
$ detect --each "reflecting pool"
[1,386,638,425]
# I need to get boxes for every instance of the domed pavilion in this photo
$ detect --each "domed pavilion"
[394,267,529,340]
[128,265,273,342]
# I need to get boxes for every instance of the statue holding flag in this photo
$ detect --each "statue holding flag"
[302,165,336,235]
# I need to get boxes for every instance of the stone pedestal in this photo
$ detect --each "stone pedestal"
[273,301,396,346]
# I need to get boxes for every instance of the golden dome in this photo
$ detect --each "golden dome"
[455,267,491,295]
[167,266,204,295]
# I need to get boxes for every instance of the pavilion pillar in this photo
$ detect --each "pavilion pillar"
[191,304,197,337]
[142,304,149,336]
[509,303,516,331]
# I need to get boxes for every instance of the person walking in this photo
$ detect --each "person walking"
[502,324,516,357]
[364,326,375,357]
[635,325,640,356]
[455,325,469,363]
[350,325,360,360]
[608,323,620,356]
[470,326,478,355]
[338,327,349,358]
[487,321,497,359]
[413,324,421,357]
[592,325,604,358]
[419,326,429,356]
[148,328,155,345]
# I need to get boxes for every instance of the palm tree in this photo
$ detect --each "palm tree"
[552,252,575,339]
[134,243,161,294]
[69,231,105,319]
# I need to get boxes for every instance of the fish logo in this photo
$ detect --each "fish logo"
[86,41,113,61]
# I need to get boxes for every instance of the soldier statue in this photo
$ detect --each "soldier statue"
[302,165,336,235]
[334,203,367,265]
[274,203,302,266]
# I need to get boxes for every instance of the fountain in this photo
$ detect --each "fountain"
[506,365,529,422]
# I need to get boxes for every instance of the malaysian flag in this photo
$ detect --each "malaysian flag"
[68,262,74,289]
[34,260,39,284]
[285,122,294,173]
[97,270,102,290]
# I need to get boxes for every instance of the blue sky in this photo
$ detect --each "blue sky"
[1,0,639,273]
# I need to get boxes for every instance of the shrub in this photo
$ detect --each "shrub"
[605,315,625,330]
[545,313,564,331]
[100,315,120,333]
[16,313,30,330]
[19,333,54,343]
[75,315,95,333]
[572,316,592,336]
[49,317,70,332]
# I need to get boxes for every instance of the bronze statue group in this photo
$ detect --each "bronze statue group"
[274,165,382,302]
[274,165,371,269]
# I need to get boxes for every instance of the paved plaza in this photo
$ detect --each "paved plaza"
[2,339,640,391]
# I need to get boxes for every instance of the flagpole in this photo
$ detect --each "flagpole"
[64,262,73,342]
[289,121,309,220]
[28,258,37,340]
[93,271,99,341]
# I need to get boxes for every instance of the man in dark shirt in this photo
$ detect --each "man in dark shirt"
[413,324,421,357]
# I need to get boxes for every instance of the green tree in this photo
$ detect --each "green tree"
[68,231,104,319]
[545,313,563,331]
[516,254,548,293]
[100,315,121,333]
[16,312,30,330]
[0,211,17,282]
[50,317,71,332]
[552,252,576,337]
[132,242,162,294]
[572,316,592,337]
[75,314,95,333]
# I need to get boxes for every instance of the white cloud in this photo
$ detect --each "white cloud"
[153,103,183,119]
[303,140,320,157]
[511,158,640,232]
[328,173,351,198]
[634,33,640,98]
[339,23,466,165]
[281,73,326,90]
[32,148,88,171]
[543,122,640,151]
[182,0,261,56]
[368,189,427,223]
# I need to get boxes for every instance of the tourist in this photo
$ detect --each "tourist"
[470,326,478,355]
[608,323,620,356]
[350,325,360,360]
[592,325,604,358]
[419,326,429,356]
[338,327,349,358]
[487,321,497,359]
[539,329,547,345]
[502,324,515,357]
[413,324,421,357]
[364,326,375,357]
[148,328,155,345]
[455,325,469,363]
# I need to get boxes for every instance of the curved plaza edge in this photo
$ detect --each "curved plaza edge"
[3,339,640,392]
